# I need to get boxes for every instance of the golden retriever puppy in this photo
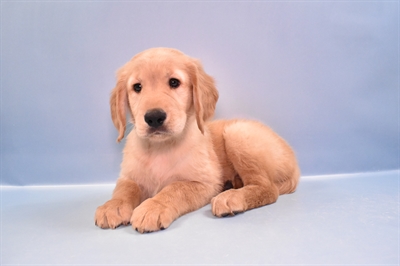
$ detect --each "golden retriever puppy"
[95,48,300,233]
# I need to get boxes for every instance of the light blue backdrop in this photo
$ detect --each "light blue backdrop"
[1,1,398,185]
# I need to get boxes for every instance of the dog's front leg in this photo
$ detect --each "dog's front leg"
[131,181,215,233]
[95,178,141,229]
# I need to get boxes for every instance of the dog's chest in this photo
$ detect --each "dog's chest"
[144,151,186,177]
[134,146,194,195]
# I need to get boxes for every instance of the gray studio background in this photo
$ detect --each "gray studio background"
[1,1,398,186]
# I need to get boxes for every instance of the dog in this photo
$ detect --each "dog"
[95,48,300,233]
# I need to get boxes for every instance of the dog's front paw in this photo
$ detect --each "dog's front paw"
[95,199,133,229]
[131,199,177,233]
[211,189,247,217]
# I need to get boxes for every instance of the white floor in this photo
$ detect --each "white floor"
[1,170,399,265]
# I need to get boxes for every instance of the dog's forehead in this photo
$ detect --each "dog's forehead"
[135,54,187,68]
[127,53,190,81]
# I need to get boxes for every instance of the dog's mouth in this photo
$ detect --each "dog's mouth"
[146,127,172,139]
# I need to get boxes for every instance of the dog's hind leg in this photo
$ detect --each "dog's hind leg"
[211,120,293,217]
[211,169,280,217]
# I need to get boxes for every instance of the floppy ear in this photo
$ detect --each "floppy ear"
[190,59,219,133]
[110,74,128,142]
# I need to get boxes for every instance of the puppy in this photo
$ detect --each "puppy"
[95,48,300,233]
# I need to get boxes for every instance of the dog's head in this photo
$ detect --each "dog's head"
[110,48,218,142]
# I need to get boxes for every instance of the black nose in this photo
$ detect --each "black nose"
[144,109,167,128]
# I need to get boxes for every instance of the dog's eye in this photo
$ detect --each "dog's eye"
[169,78,180,88]
[133,83,142,93]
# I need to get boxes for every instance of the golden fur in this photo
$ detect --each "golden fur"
[95,48,300,233]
